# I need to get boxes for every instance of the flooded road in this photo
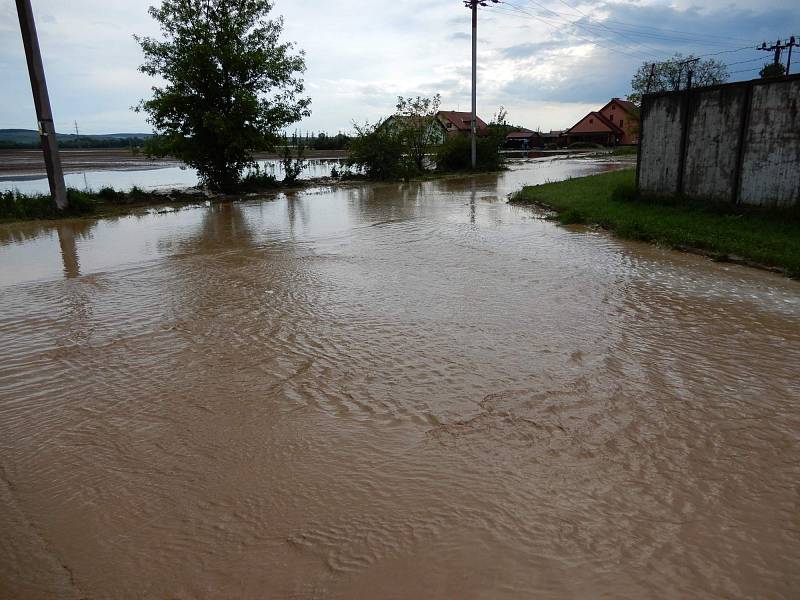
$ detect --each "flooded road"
[1,160,799,599]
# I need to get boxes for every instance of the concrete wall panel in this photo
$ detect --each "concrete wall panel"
[682,87,746,200]
[639,75,800,207]
[638,95,683,194]
[739,79,800,207]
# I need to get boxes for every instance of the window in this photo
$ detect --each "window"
[589,118,594,124]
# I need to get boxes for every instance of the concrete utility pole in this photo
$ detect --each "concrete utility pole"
[464,0,498,170]
[15,0,67,209]
[787,36,797,75]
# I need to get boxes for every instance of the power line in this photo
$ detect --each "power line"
[522,0,667,57]
[515,0,755,50]
[534,0,756,44]
[494,3,646,59]
[497,2,759,62]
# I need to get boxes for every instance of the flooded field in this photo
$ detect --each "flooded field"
[0,154,340,195]
[1,159,799,599]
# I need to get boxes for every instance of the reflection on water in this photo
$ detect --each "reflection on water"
[0,158,341,194]
[1,159,799,599]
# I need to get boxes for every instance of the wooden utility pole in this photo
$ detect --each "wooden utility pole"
[464,0,499,170]
[15,0,67,209]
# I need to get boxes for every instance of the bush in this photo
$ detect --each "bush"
[238,164,279,191]
[346,124,409,180]
[97,186,125,202]
[281,143,306,185]
[434,133,506,172]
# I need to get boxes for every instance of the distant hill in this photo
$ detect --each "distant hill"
[0,129,153,148]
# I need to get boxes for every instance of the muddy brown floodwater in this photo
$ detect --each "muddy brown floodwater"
[1,160,799,599]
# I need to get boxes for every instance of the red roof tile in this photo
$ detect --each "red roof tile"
[437,111,489,132]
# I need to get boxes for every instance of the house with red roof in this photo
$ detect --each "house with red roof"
[564,99,639,146]
[436,111,489,138]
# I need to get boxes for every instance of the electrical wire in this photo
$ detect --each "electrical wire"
[539,0,756,44]
[497,1,759,62]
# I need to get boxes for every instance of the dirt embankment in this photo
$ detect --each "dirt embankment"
[0,148,349,177]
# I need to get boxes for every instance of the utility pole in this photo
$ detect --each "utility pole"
[787,36,797,74]
[645,63,656,94]
[464,0,498,170]
[759,38,795,70]
[15,0,67,209]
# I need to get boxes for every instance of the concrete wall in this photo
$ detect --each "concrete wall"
[638,74,800,207]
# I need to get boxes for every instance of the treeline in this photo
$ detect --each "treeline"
[283,132,350,151]
[0,137,148,150]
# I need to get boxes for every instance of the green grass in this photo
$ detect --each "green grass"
[0,189,98,220]
[510,169,800,277]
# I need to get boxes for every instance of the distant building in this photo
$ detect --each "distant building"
[564,99,639,146]
[505,129,543,150]
[436,111,489,138]
[541,130,565,147]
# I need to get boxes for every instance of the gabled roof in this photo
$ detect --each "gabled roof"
[567,111,624,134]
[436,111,489,132]
[506,129,540,139]
[602,98,638,115]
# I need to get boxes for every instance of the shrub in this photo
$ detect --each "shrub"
[435,132,506,172]
[281,143,306,185]
[238,164,279,191]
[97,186,125,202]
[346,123,408,180]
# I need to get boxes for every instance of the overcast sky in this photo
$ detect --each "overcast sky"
[1,0,797,134]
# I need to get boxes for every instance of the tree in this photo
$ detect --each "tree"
[135,0,311,191]
[393,94,442,172]
[760,62,787,78]
[346,121,406,180]
[628,54,729,105]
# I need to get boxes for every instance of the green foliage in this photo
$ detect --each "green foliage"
[346,122,407,180]
[760,62,787,78]
[238,164,279,191]
[135,0,311,191]
[0,190,96,220]
[629,54,729,104]
[280,142,306,184]
[511,169,800,277]
[434,132,506,172]
[393,94,442,171]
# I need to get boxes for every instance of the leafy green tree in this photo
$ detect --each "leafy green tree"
[628,54,729,105]
[346,121,406,180]
[393,94,441,172]
[760,62,787,78]
[135,0,311,191]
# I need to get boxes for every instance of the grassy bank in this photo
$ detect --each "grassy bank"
[0,187,218,222]
[510,169,800,277]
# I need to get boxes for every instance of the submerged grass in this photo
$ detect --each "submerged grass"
[510,169,800,277]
